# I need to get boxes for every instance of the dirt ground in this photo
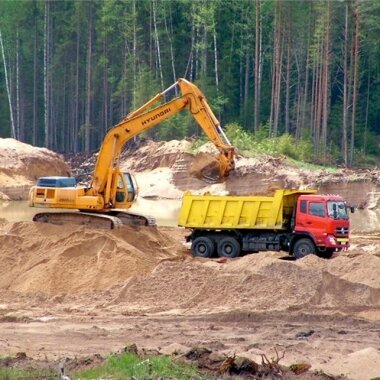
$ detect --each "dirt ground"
[0,138,380,379]
[0,220,379,379]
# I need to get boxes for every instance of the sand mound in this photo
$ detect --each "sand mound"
[319,347,380,380]
[0,222,184,295]
[113,251,380,315]
[0,221,379,316]
[0,138,69,200]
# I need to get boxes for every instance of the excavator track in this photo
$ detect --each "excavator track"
[110,210,157,227]
[33,211,156,229]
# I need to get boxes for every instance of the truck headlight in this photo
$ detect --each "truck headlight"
[327,235,336,245]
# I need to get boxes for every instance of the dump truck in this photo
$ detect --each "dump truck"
[178,189,351,259]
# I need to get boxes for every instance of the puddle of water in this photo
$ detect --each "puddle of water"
[0,198,182,227]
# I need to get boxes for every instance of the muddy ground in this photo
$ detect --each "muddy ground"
[0,138,380,379]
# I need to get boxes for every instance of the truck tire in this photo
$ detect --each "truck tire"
[319,249,335,259]
[192,237,215,258]
[293,238,316,259]
[217,237,240,258]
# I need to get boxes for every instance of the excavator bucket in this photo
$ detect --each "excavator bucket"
[191,152,228,183]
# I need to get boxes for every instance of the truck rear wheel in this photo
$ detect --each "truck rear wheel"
[293,238,316,259]
[217,237,240,258]
[192,237,215,258]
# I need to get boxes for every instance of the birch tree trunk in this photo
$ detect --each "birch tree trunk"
[44,0,53,148]
[270,1,283,137]
[152,0,164,90]
[321,1,331,160]
[254,0,261,133]
[85,3,93,152]
[103,34,109,137]
[213,21,219,96]
[0,29,16,139]
[342,0,349,166]
[132,0,137,110]
[74,21,80,153]
[299,8,311,140]
[33,12,38,146]
[163,2,177,93]
[243,46,250,127]
[349,1,360,165]
[44,1,49,147]
[363,65,370,154]
[284,40,291,133]
[16,30,20,140]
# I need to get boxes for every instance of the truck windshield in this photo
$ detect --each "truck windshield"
[327,201,348,220]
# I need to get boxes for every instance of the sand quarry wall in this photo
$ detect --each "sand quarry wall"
[0,138,69,200]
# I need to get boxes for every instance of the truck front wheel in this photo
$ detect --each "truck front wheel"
[192,237,215,258]
[217,237,240,258]
[293,238,316,259]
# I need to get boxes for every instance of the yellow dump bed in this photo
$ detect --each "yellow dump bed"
[178,189,316,230]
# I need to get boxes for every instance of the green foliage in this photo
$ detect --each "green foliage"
[225,123,314,162]
[149,113,193,141]
[0,0,379,165]
[74,352,206,380]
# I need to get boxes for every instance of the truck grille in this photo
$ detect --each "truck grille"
[336,226,349,236]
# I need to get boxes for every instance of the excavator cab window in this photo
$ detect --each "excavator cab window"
[115,173,136,203]
[115,175,126,203]
[123,172,137,202]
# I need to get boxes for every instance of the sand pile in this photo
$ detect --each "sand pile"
[0,221,379,317]
[0,138,69,200]
[0,222,184,295]
[113,251,380,315]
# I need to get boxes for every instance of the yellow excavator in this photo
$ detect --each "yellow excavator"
[29,78,236,228]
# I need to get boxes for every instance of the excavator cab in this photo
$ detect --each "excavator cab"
[114,172,138,206]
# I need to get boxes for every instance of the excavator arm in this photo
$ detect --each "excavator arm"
[90,78,235,199]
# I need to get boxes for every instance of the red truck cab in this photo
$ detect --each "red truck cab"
[292,194,350,258]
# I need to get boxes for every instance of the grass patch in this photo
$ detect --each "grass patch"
[74,352,209,380]
[189,124,317,165]
[0,367,56,379]
[287,158,338,172]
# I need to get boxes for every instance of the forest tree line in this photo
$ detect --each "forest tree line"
[0,0,379,166]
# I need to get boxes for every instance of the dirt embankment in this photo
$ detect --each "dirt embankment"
[2,136,380,208]
[0,138,70,200]
[61,138,380,209]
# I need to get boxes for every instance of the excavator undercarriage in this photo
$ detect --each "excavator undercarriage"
[33,210,156,229]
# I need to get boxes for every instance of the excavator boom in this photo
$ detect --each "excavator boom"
[91,78,234,195]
